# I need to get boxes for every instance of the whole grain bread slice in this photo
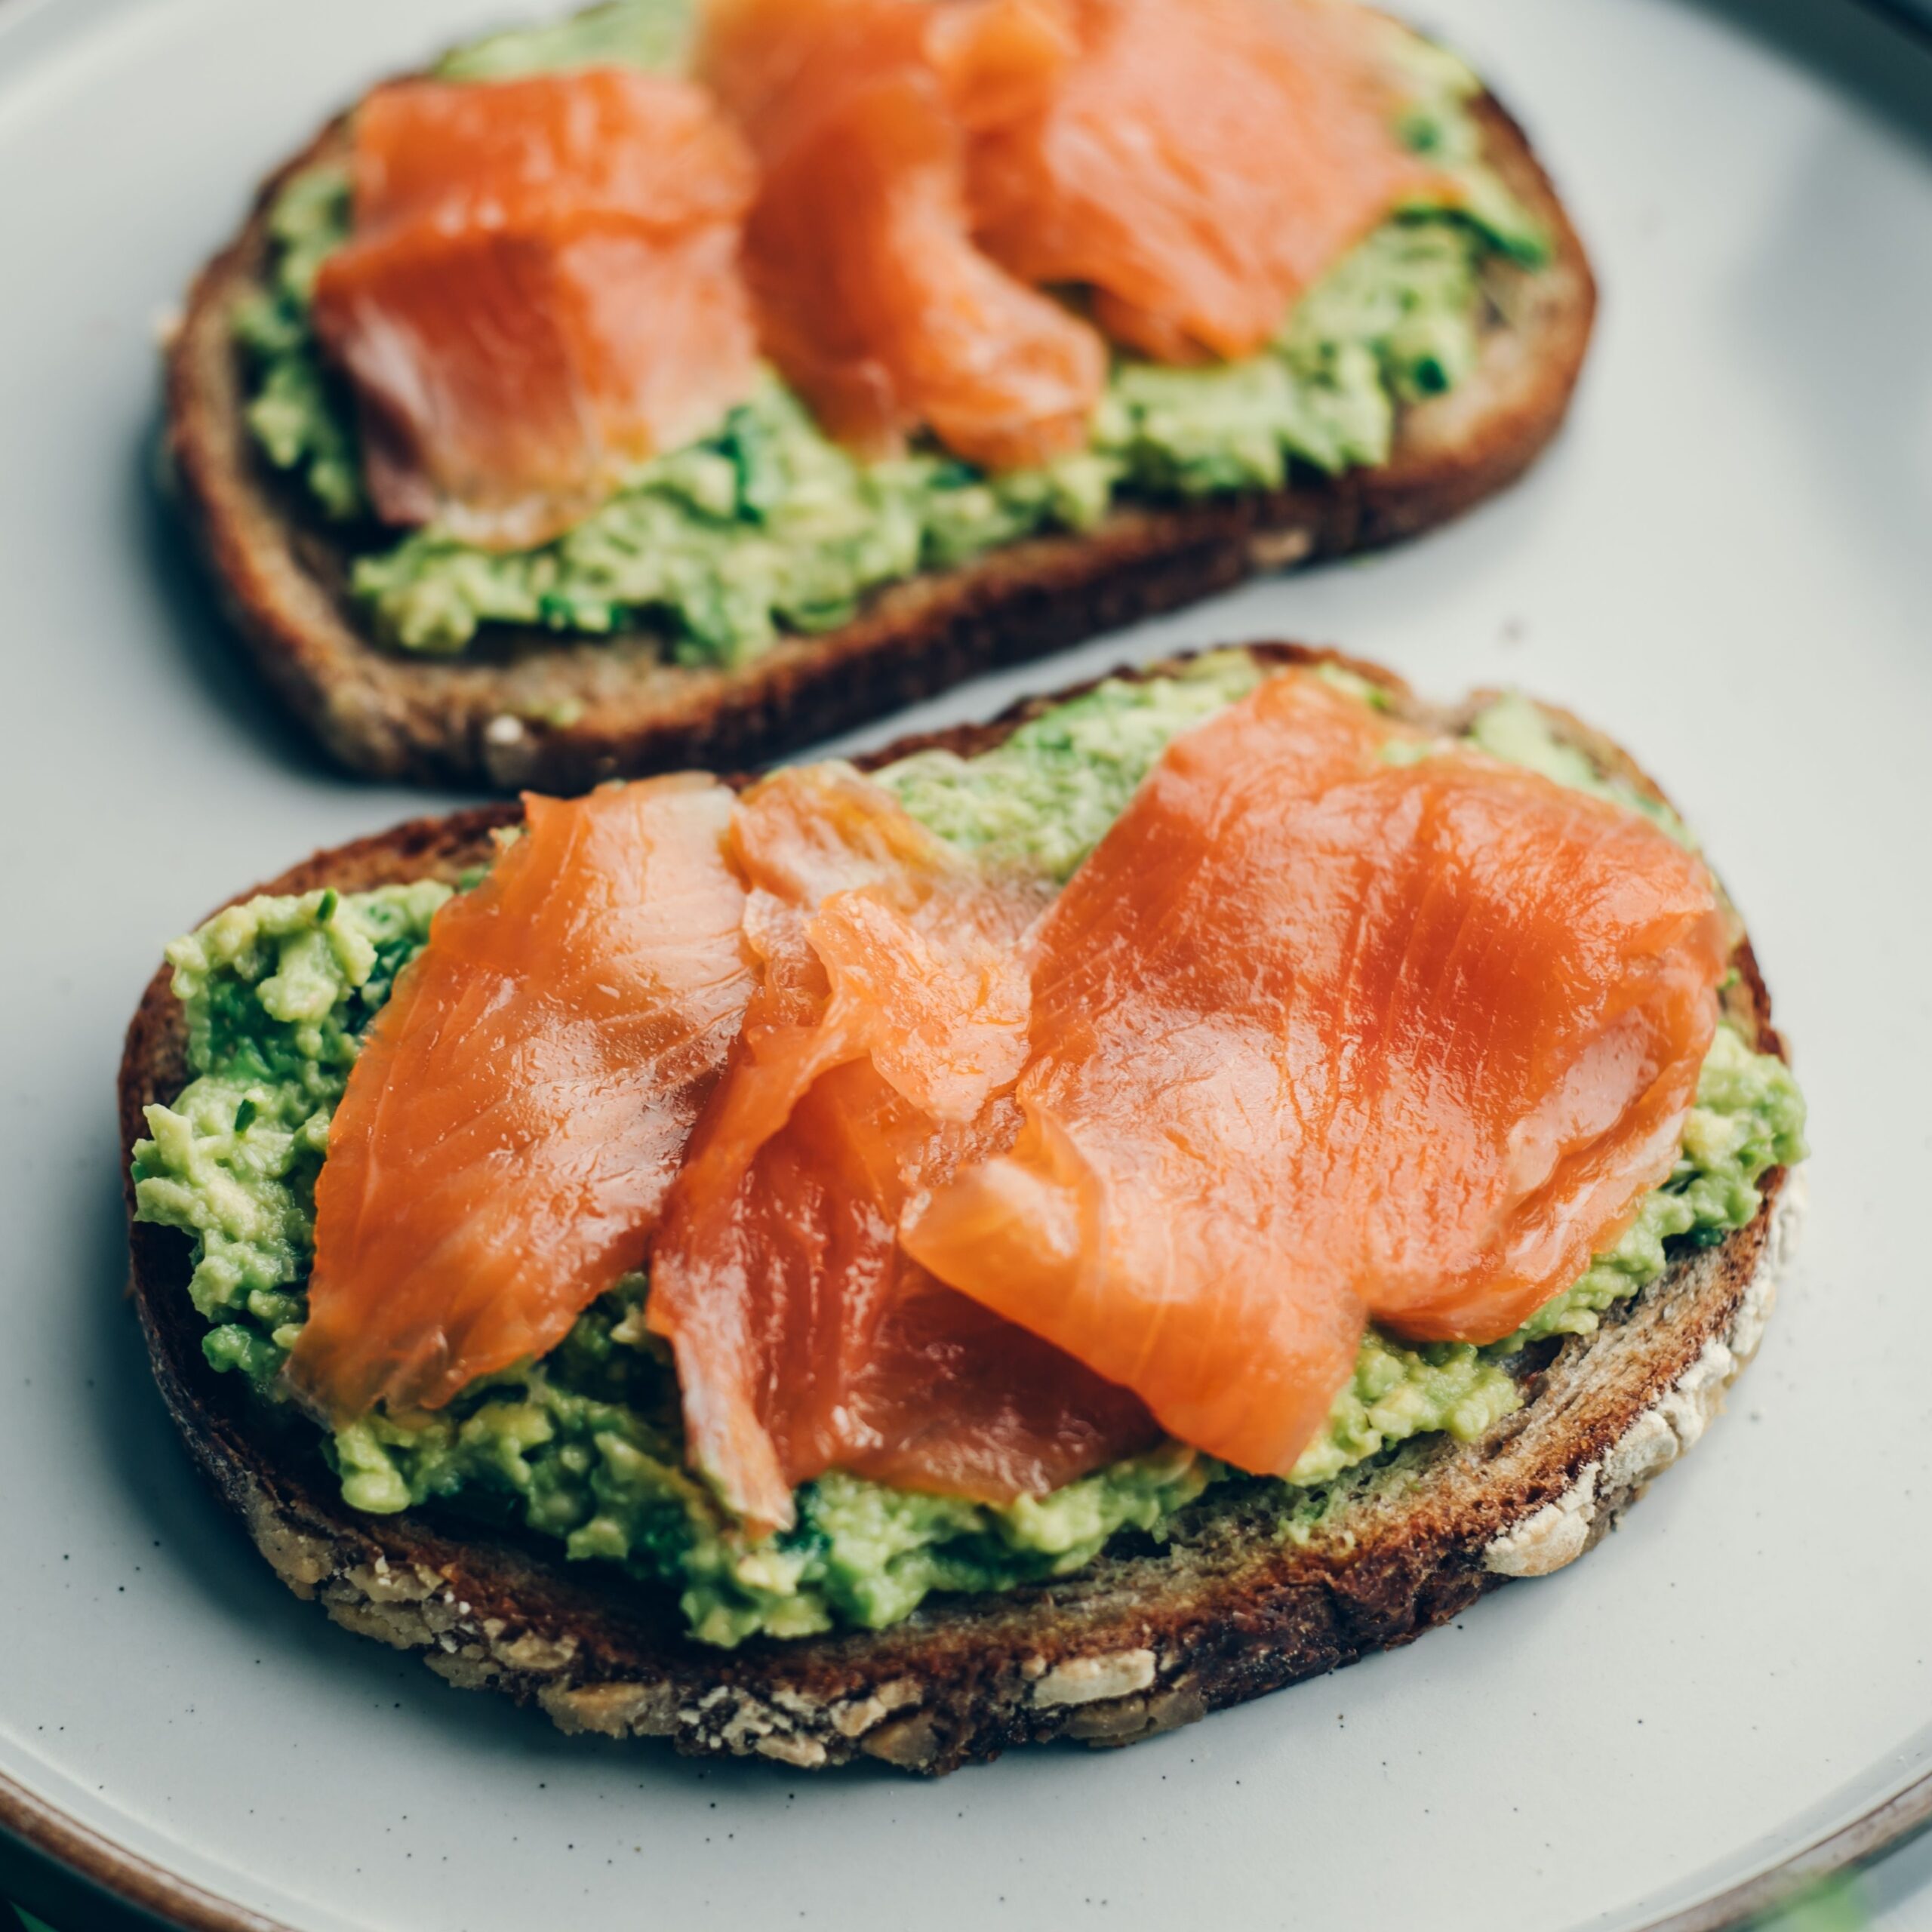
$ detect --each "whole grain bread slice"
[118,645,1799,1775]
[165,81,1596,793]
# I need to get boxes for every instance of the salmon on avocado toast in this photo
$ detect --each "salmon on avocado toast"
[309,67,763,550]
[166,0,1594,789]
[122,645,1807,1772]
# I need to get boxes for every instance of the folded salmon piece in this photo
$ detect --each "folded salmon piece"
[311,69,760,549]
[289,777,755,1422]
[904,675,1726,1477]
[648,764,1156,1536]
[700,0,1107,469]
[950,0,1447,364]
[294,673,1722,1527]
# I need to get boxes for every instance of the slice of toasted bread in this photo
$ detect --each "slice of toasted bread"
[166,85,1596,793]
[118,644,1799,1775]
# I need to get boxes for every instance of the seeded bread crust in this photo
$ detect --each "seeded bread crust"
[165,88,1596,792]
[117,645,1798,1774]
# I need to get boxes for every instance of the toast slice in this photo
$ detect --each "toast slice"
[118,645,1800,1774]
[166,84,1596,793]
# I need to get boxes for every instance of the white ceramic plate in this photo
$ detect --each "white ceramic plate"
[2,0,1930,1927]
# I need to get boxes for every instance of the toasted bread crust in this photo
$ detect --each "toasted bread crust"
[118,645,1796,1775]
[165,91,1596,792]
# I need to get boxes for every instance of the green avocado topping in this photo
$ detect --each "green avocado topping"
[132,661,1807,1647]
[229,0,1549,664]
[876,650,1266,881]
[432,0,701,78]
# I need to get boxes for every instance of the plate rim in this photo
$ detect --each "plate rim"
[6,1749,1932,1932]
[2,0,1929,1923]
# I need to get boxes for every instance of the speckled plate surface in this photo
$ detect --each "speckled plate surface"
[1,0,1930,1927]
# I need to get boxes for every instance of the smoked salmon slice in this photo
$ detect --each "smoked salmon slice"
[700,0,1107,468]
[903,675,1727,1477]
[697,0,1437,467]
[311,69,760,549]
[288,777,755,1422]
[952,0,1447,364]
[648,764,1155,1534]
[288,672,1724,1527]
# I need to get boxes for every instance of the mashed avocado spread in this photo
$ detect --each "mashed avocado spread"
[133,657,1807,1646]
[230,0,1548,664]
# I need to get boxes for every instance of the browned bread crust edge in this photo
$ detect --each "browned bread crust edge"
[164,88,1597,792]
[117,644,1797,1775]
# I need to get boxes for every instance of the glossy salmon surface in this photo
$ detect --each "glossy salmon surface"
[312,0,1442,515]
[289,778,755,1421]
[291,675,1724,1524]
[700,0,1109,467]
[310,69,759,549]
[648,764,1156,1534]
[954,0,1444,362]
[700,0,1434,471]
[903,676,1727,1477]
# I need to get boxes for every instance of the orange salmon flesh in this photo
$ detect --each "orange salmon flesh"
[296,674,1725,1538]
[309,0,1450,521]
[311,68,761,549]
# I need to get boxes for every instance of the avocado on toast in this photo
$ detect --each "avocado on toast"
[121,644,1804,1774]
[165,0,1596,792]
